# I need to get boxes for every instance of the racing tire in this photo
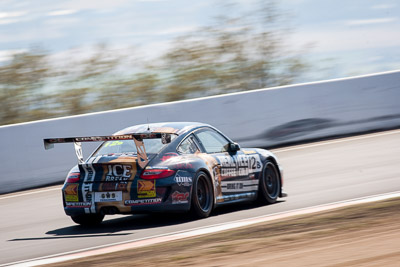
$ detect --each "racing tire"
[71,214,105,226]
[258,160,281,204]
[191,171,213,218]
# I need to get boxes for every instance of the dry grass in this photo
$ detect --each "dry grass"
[49,198,400,267]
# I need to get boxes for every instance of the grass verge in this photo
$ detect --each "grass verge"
[49,197,400,267]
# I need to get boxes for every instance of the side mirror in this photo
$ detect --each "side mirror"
[229,142,240,152]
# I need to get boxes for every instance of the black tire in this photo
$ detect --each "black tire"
[71,214,105,226]
[190,171,213,218]
[258,160,281,204]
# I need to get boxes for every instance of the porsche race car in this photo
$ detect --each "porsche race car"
[44,122,286,225]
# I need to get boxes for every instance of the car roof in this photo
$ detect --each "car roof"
[114,122,211,136]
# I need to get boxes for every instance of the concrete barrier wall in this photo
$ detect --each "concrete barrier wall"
[1,70,400,194]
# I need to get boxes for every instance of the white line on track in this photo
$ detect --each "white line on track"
[0,187,60,201]
[5,191,400,267]
[272,129,400,153]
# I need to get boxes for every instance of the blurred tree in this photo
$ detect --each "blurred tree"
[96,72,160,111]
[54,44,122,115]
[0,49,51,125]
[0,1,308,126]
[160,1,307,101]
[54,87,91,116]
[65,44,121,83]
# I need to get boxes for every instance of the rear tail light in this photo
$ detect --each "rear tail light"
[66,172,81,183]
[140,169,176,179]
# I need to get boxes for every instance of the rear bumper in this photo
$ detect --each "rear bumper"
[64,201,191,216]
[62,171,194,216]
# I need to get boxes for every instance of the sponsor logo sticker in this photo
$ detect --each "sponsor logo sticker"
[221,180,259,192]
[173,163,193,169]
[66,202,91,208]
[65,184,78,195]
[227,182,244,190]
[217,154,262,178]
[242,150,256,154]
[172,191,189,204]
[65,195,79,202]
[138,180,156,198]
[105,164,132,182]
[101,182,129,192]
[64,184,79,202]
[174,171,193,186]
[94,191,122,202]
[125,198,162,206]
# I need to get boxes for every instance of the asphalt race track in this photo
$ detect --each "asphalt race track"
[1,130,400,266]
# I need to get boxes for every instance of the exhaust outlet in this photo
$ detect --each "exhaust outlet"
[101,206,119,215]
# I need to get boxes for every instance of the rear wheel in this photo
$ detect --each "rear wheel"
[71,214,105,226]
[191,171,213,218]
[258,160,281,204]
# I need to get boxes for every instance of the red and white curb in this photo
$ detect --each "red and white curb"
[6,191,400,267]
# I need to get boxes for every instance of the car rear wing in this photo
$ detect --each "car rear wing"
[43,133,174,167]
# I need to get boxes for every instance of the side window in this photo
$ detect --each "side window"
[196,130,229,153]
[177,135,199,154]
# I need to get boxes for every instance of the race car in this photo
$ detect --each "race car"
[44,122,286,226]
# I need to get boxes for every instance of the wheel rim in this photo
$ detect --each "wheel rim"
[196,175,211,212]
[263,163,279,198]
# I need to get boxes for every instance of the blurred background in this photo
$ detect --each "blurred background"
[1,0,399,126]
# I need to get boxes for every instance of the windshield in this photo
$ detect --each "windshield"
[94,137,175,156]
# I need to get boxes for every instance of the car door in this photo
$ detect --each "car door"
[194,128,260,202]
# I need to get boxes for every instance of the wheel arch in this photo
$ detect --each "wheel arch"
[265,156,283,197]
[195,167,217,206]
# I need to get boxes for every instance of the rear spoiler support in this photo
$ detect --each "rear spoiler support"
[43,133,172,167]
[73,142,84,164]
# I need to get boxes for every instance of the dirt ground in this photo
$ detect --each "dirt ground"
[50,198,400,267]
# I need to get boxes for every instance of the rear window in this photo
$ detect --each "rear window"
[94,137,175,156]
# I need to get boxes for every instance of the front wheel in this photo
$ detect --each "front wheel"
[190,171,213,218]
[71,214,105,226]
[258,160,281,204]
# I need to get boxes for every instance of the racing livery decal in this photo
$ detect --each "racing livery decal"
[94,191,122,202]
[81,156,100,214]
[171,191,189,204]
[217,154,262,178]
[137,180,156,198]
[221,180,259,192]
[125,198,162,206]
[66,202,91,208]
[174,171,193,186]
[105,164,132,182]
[64,184,79,202]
